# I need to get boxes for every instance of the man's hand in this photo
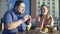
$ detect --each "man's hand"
[26,15,31,23]
[24,15,31,22]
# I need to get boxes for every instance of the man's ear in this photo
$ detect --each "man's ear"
[15,5,18,11]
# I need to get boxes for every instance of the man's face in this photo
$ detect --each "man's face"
[18,3,25,14]
[41,6,48,15]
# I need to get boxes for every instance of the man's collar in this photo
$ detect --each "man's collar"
[13,9,26,15]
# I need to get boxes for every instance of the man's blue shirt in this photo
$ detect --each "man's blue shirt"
[3,9,27,34]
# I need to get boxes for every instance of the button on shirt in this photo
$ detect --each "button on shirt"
[3,9,27,34]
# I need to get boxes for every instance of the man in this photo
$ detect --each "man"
[3,1,31,34]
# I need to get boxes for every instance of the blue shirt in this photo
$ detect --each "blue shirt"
[3,9,28,34]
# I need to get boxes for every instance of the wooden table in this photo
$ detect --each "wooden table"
[17,30,60,34]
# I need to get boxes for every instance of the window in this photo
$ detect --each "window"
[42,2,45,4]
[38,6,40,8]
[52,2,55,5]
[38,9,40,12]
[48,6,50,10]
[48,10,50,12]
[38,2,40,4]
[43,0,45,1]
[47,0,50,1]
[52,10,55,17]
[48,6,50,8]
[52,6,55,9]
[47,2,50,5]
[52,10,55,12]
[52,13,55,17]
[52,0,55,1]
[48,10,50,14]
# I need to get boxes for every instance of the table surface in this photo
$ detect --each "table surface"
[17,30,60,34]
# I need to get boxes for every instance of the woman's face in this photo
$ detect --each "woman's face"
[41,6,48,15]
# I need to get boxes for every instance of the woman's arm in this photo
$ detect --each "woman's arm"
[35,16,45,30]
[50,16,54,26]
[45,16,54,27]
[40,17,45,30]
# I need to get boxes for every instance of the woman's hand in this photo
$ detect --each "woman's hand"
[40,17,45,30]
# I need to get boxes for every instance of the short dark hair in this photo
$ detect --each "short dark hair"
[40,4,48,8]
[14,0,24,8]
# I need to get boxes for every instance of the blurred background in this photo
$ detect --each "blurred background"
[0,0,60,33]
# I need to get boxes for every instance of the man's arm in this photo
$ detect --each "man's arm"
[6,19,26,30]
[4,14,29,30]
[26,15,32,28]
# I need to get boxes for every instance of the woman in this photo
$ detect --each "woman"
[35,4,54,32]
